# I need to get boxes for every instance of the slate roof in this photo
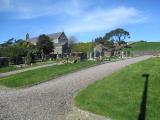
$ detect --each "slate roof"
[30,32,63,43]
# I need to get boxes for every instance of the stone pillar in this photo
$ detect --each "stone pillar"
[90,52,92,59]
[121,51,124,58]
[57,52,59,59]
[94,48,96,59]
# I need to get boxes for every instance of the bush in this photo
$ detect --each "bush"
[0,57,9,67]
[26,53,32,65]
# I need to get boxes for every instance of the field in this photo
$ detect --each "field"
[0,61,100,88]
[126,42,160,51]
[75,57,160,120]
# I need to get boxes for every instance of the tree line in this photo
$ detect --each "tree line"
[0,34,54,66]
[0,28,130,66]
[71,28,130,53]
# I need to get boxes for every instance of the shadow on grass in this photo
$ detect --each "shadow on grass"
[138,74,149,120]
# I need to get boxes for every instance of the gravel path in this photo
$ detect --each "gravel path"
[0,56,151,120]
[0,63,58,78]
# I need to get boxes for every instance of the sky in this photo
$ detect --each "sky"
[0,0,160,43]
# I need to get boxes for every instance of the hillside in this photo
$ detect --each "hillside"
[126,42,160,51]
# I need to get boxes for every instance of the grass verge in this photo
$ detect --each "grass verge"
[0,61,100,88]
[0,60,56,74]
[0,66,18,73]
[75,57,160,120]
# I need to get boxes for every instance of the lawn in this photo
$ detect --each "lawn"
[0,60,56,74]
[126,42,160,51]
[75,57,160,120]
[0,61,100,88]
[0,66,19,73]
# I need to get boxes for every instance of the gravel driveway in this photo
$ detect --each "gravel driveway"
[0,56,151,120]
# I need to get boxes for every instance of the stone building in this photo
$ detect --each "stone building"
[30,32,68,56]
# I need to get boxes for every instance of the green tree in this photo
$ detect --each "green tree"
[26,52,32,65]
[94,36,114,49]
[95,37,104,44]
[36,34,54,60]
[1,45,25,64]
[0,37,37,65]
[104,28,130,45]
[15,39,24,45]
[1,38,15,47]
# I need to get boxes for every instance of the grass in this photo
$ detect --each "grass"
[0,60,56,74]
[0,61,100,88]
[0,66,19,73]
[75,57,160,120]
[126,42,160,51]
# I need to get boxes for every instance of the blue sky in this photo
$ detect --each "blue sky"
[0,0,160,43]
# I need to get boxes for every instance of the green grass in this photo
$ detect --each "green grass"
[0,60,56,74]
[0,61,100,88]
[75,57,160,120]
[126,42,160,51]
[0,66,18,73]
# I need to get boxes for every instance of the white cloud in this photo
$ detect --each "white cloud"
[0,0,87,19]
[0,0,11,11]
[0,0,147,34]
[63,6,147,33]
